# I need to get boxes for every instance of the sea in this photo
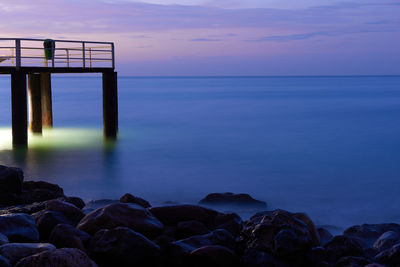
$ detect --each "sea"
[0,75,399,230]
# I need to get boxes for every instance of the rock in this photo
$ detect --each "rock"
[273,229,300,257]
[242,249,280,267]
[149,205,220,226]
[344,223,400,247]
[120,193,151,208]
[0,243,55,265]
[212,213,243,237]
[0,255,10,267]
[373,231,400,252]
[306,246,328,265]
[78,203,163,238]
[0,214,39,242]
[82,199,119,214]
[0,165,24,194]
[374,243,400,266]
[49,224,90,251]
[364,264,386,267]
[334,256,371,267]
[33,211,76,240]
[45,200,85,223]
[318,227,334,246]
[88,227,160,267]
[0,234,8,246]
[324,235,365,262]
[187,245,240,267]
[199,192,267,208]
[243,209,317,255]
[294,212,321,246]
[0,202,47,215]
[176,220,210,239]
[14,248,97,267]
[64,197,85,209]
[20,181,65,204]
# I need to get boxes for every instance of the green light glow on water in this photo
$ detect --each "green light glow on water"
[0,127,104,150]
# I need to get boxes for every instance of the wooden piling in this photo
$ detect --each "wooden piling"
[28,74,42,134]
[11,71,27,147]
[40,72,53,127]
[102,71,118,139]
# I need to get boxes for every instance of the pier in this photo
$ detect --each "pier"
[0,38,118,147]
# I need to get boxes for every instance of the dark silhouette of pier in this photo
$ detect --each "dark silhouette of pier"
[0,38,118,147]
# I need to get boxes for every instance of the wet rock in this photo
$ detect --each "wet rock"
[33,210,76,240]
[374,243,400,266]
[20,181,65,204]
[0,166,24,194]
[273,229,301,257]
[14,248,97,267]
[344,223,400,247]
[324,235,365,262]
[0,202,47,216]
[244,209,317,255]
[212,213,243,237]
[0,214,39,242]
[373,231,400,252]
[364,264,386,267]
[176,220,210,239]
[0,243,55,265]
[149,205,220,227]
[78,203,163,238]
[187,245,240,267]
[64,197,85,209]
[0,255,10,267]
[0,234,8,246]
[199,192,267,208]
[120,193,151,208]
[364,247,380,258]
[334,256,371,267]
[88,227,160,267]
[82,199,119,214]
[242,249,280,267]
[318,227,334,246]
[49,224,90,251]
[45,200,85,223]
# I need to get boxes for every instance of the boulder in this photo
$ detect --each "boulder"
[198,193,267,208]
[0,243,55,265]
[324,235,365,262]
[242,249,280,267]
[273,229,301,257]
[33,211,76,240]
[20,181,65,204]
[187,245,240,267]
[374,243,400,266]
[0,234,8,246]
[78,203,163,238]
[176,220,210,239]
[120,193,151,208]
[0,214,39,242]
[334,256,371,267]
[318,227,334,246]
[88,227,160,267]
[344,223,400,247]
[82,199,118,214]
[149,205,220,226]
[0,165,24,194]
[49,224,90,251]
[14,248,97,267]
[212,213,243,237]
[0,255,10,267]
[64,197,85,209]
[373,231,400,252]
[0,202,47,216]
[45,200,85,223]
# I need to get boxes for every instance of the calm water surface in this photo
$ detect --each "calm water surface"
[0,76,399,229]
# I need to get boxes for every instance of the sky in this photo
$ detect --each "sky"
[0,0,399,75]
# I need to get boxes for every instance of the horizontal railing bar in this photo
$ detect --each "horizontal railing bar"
[0,38,113,44]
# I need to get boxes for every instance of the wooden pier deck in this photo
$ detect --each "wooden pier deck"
[0,38,118,147]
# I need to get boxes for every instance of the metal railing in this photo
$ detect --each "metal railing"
[0,38,114,69]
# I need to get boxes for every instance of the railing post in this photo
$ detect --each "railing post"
[66,49,70,67]
[15,39,21,69]
[82,42,86,68]
[111,43,115,69]
[89,48,92,68]
[51,41,55,68]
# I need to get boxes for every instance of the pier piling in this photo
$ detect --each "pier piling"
[102,71,118,139]
[11,71,28,147]
[28,74,43,134]
[40,73,53,127]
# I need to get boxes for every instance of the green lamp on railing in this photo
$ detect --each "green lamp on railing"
[43,39,54,60]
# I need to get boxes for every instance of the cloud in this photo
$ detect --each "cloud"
[248,32,330,42]
[190,38,222,42]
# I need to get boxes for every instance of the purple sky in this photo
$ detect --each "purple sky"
[1,0,399,75]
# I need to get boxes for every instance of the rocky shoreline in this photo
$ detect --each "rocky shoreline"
[0,165,399,267]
